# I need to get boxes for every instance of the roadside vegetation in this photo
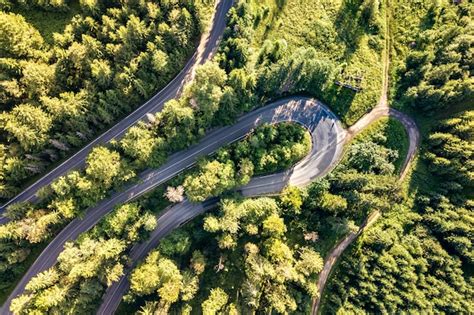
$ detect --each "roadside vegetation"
[0,0,204,201]
[323,112,473,314]
[349,117,408,173]
[1,0,472,313]
[8,1,82,44]
[0,0,387,206]
[252,0,386,124]
[390,0,473,114]
[183,122,311,202]
[9,122,311,314]
[116,114,408,314]
[213,0,387,125]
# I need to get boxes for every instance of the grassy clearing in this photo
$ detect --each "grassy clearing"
[248,0,385,125]
[10,1,81,44]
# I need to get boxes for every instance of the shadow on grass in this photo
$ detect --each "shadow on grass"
[259,0,289,43]
[334,0,366,59]
[323,84,357,125]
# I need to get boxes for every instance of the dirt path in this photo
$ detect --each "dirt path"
[311,109,419,315]
[311,211,380,314]
[311,1,420,313]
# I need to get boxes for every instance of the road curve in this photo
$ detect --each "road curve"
[2,97,346,314]
[310,108,420,315]
[97,97,346,314]
[310,4,421,312]
[97,99,420,315]
[0,0,234,219]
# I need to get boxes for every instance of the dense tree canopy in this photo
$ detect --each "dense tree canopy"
[10,202,156,314]
[3,0,473,313]
[396,1,473,112]
[0,0,203,199]
[0,11,44,58]
[183,123,311,202]
[324,209,473,313]
[416,110,473,263]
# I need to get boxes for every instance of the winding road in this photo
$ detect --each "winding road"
[0,0,421,314]
[2,96,346,314]
[95,101,419,314]
[311,1,420,312]
[0,0,234,312]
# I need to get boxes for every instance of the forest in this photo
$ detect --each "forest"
[9,121,313,314]
[0,0,473,314]
[111,114,408,314]
[0,0,205,199]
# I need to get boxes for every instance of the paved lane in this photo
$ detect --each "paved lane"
[97,97,346,314]
[2,97,345,314]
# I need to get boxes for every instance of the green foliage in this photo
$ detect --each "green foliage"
[346,141,398,175]
[256,47,337,101]
[10,201,156,314]
[0,11,44,58]
[11,237,126,314]
[126,247,205,313]
[305,148,401,221]
[202,288,229,315]
[128,251,182,299]
[352,117,409,172]
[0,104,52,150]
[199,197,323,313]
[184,160,237,202]
[85,147,123,187]
[415,110,474,263]
[122,193,325,314]
[189,61,228,128]
[98,203,156,244]
[223,0,386,124]
[394,0,473,112]
[324,209,473,313]
[9,1,81,44]
[0,0,202,200]
[118,123,163,168]
[321,104,473,313]
[279,186,304,214]
[0,104,310,303]
[234,122,312,174]
[15,0,68,11]
[158,229,191,257]
[424,111,473,199]
[183,122,311,202]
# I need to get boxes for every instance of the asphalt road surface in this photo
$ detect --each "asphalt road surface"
[1,96,346,314]
[0,0,234,220]
[96,97,348,314]
[96,98,421,315]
